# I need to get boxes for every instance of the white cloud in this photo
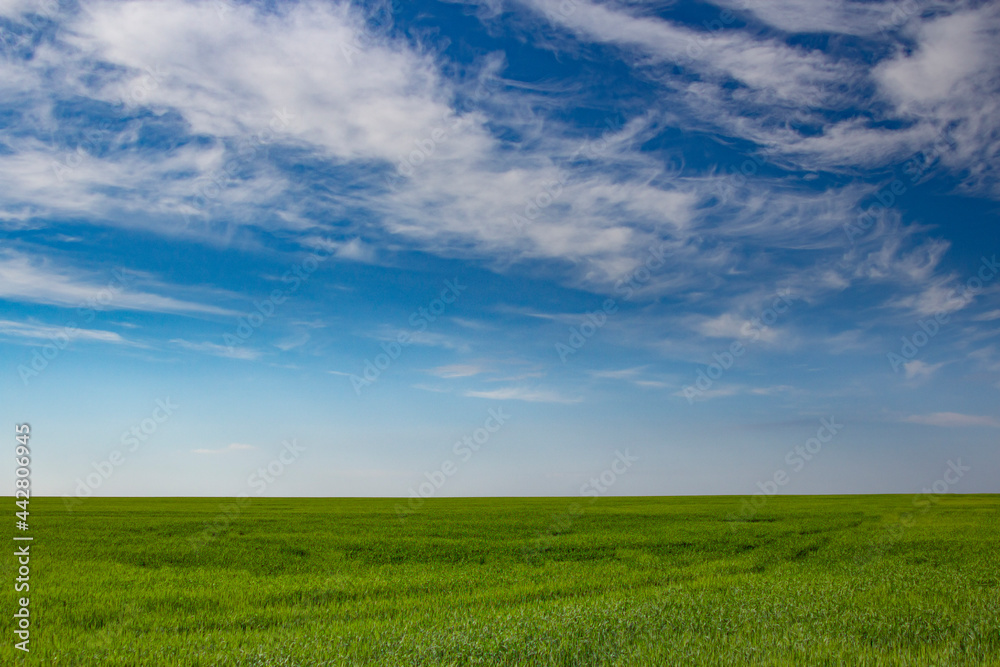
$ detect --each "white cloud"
[464,386,581,403]
[824,329,871,354]
[520,0,847,106]
[3,0,858,300]
[587,366,671,389]
[451,317,493,331]
[273,331,311,351]
[411,383,451,393]
[903,412,1000,428]
[0,0,36,19]
[672,383,795,401]
[0,0,444,240]
[671,384,742,401]
[303,236,377,263]
[514,0,1000,198]
[875,10,993,109]
[428,364,486,378]
[973,309,1000,322]
[692,307,789,344]
[693,312,747,339]
[378,328,469,352]
[749,385,797,396]
[903,360,944,381]
[0,250,234,316]
[0,319,132,345]
[0,0,991,341]
[873,6,1000,195]
[891,282,972,317]
[712,0,911,37]
[67,1,450,159]
[169,339,260,360]
[588,366,646,380]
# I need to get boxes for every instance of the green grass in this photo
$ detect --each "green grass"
[4,495,999,665]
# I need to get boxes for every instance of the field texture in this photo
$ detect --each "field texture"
[3,495,999,666]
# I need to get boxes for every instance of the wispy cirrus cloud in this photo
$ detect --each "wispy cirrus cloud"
[192,442,257,455]
[588,366,646,380]
[0,250,235,316]
[587,366,671,389]
[428,363,487,379]
[903,412,1000,428]
[519,0,849,105]
[903,360,944,381]
[671,383,795,402]
[516,0,1000,196]
[464,386,581,404]
[973,309,1000,322]
[0,0,993,400]
[169,339,260,361]
[0,0,883,304]
[711,0,910,37]
[0,319,133,345]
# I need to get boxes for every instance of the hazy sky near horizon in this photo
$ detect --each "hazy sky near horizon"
[2,0,999,500]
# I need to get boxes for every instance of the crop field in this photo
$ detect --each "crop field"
[4,495,999,666]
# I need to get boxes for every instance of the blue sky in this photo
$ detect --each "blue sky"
[1,0,998,500]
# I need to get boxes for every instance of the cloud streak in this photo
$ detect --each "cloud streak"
[0,250,235,316]
[903,412,1000,428]
[464,386,581,404]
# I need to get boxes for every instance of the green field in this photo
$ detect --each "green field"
[4,495,999,666]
